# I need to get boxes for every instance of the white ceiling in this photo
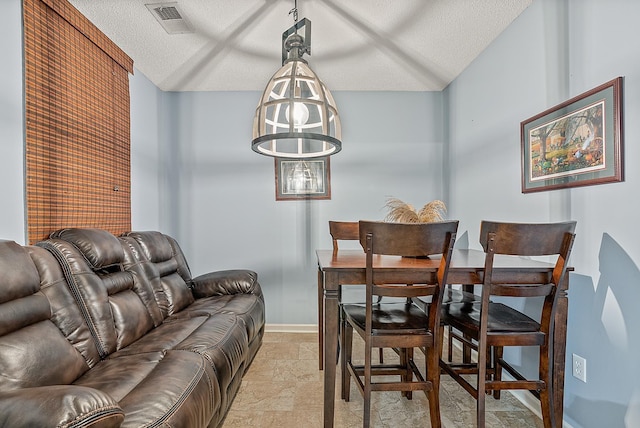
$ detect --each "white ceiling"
[69,0,532,92]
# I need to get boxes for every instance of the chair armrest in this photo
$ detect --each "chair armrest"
[191,269,262,298]
[0,386,124,427]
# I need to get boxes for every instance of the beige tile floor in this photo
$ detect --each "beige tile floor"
[223,332,544,427]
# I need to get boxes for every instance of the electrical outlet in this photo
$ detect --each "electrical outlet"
[572,353,587,382]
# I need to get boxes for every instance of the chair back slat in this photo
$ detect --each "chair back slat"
[359,220,458,258]
[360,220,458,301]
[480,221,576,256]
[481,221,576,299]
[329,221,359,253]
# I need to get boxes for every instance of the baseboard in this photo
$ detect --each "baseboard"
[265,324,318,333]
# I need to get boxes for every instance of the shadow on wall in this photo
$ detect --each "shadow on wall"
[565,233,640,428]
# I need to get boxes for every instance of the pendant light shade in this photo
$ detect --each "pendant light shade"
[252,18,342,159]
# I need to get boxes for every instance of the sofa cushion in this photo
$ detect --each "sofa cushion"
[0,385,124,428]
[108,313,249,416]
[39,238,155,356]
[177,294,264,350]
[50,228,125,269]
[27,246,104,367]
[0,240,42,304]
[75,350,219,428]
[120,232,195,316]
[0,241,91,391]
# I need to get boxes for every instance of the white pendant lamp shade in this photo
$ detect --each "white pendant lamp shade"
[252,26,342,158]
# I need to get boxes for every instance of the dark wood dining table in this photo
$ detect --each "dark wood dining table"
[316,248,571,428]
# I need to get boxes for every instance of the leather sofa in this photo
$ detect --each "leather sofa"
[0,228,265,427]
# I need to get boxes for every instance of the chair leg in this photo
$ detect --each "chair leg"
[447,325,453,362]
[492,346,502,399]
[426,346,442,428]
[341,319,353,401]
[539,344,555,428]
[477,341,488,428]
[401,348,413,400]
[363,340,373,428]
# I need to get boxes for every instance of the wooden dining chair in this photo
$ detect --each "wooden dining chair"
[439,220,576,428]
[341,220,458,428]
[328,221,385,364]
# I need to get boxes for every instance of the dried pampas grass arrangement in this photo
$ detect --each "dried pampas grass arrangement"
[384,198,447,223]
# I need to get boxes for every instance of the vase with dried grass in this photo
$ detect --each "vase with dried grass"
[384,198,447,223]
[383,198,447,258]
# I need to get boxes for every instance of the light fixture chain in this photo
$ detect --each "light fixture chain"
[289,0,298,23]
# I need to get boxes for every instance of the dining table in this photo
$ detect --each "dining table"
[316,248,572,428]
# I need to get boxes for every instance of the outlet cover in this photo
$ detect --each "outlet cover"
[572,353,587,382]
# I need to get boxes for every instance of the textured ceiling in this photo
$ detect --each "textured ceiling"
[69,0,532,92]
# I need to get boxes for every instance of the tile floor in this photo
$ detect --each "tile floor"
[223,332,544,427]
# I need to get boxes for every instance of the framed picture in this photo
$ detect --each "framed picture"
[521,77,623,193]
[275,157,331,200]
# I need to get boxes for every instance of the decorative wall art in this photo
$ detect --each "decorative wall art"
[275,157,331,200]
[521,77,623,193]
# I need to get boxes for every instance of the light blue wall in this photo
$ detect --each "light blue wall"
[157,90,446,324]
[446,0,640,426]
[130,70,162,231]
[0,0,25,243]
[2,0,639,424]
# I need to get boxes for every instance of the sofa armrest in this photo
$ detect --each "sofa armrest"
[191,269,262,298]
[0,385,124,428]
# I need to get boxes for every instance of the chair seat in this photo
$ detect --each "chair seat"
[443,302,540,333]
[342,302,432,334]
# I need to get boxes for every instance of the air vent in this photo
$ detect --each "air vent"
[145,2,194,34]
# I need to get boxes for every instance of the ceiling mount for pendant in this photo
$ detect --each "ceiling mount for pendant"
[251,3,342,159]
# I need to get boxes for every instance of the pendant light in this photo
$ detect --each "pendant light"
[252,1,342,159]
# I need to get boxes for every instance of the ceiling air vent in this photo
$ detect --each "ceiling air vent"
[145,2,194,34]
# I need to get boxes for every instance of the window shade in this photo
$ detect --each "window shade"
[24,0,134,244]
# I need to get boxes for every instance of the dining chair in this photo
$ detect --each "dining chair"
[439,220,576,428]
[341,220,458,428]
[328,221,385,364]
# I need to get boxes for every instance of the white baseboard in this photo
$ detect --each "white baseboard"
[265,323,318,333]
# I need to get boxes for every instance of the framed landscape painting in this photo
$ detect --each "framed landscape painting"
[521,77,623,193]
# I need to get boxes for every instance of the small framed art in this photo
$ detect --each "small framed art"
[275,157,331,200]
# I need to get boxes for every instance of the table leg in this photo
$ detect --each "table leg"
[552,274,569,425]
[318,267,324,370]
[323,273,339,428]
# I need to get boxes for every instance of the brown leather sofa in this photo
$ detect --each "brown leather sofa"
[0,228,265,427]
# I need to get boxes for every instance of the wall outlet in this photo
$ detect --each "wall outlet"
[572,353,587,382]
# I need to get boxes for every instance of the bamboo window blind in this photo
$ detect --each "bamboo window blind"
[24,0,134,244]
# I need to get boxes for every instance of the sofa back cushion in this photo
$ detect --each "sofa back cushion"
[0,241,90,390]
[42,228,156,356]
[121,231,195,317]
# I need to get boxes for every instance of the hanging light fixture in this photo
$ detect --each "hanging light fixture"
[252,1,342,159]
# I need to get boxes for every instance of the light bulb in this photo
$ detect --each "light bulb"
[286,102,310,126]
